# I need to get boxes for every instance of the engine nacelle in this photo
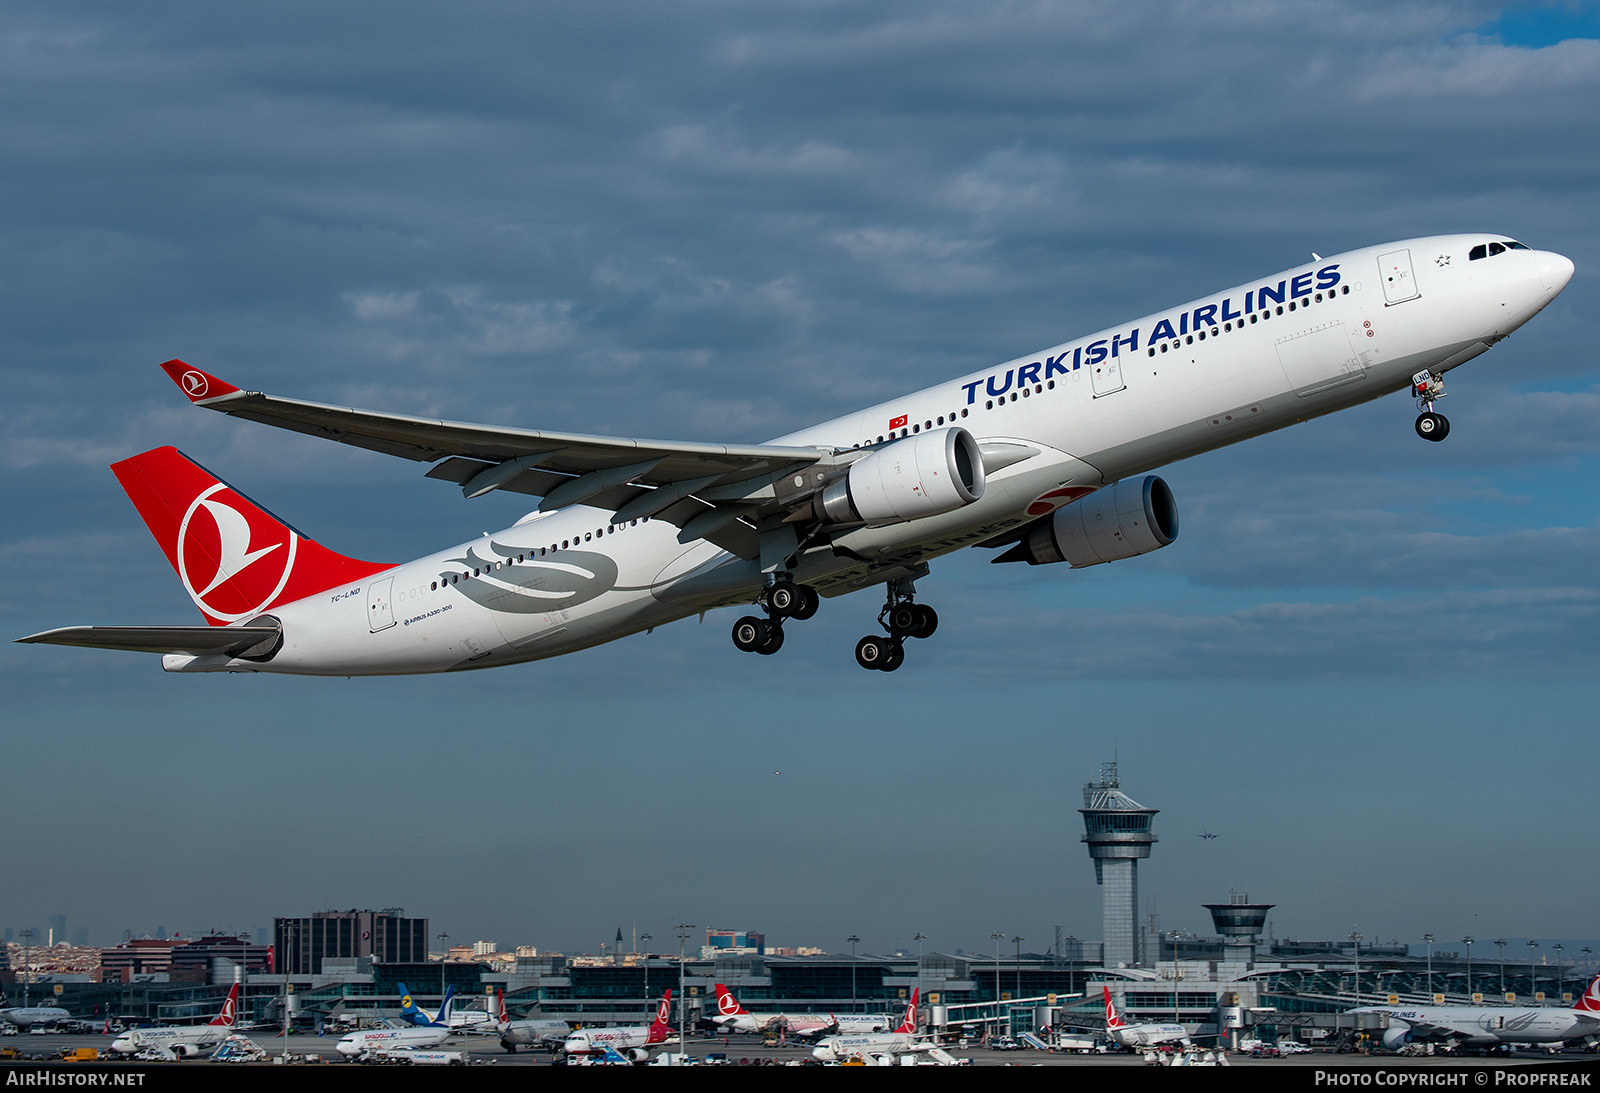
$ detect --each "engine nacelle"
[1381,1026,1411,1052]
[171,1043,203,1058]
[1009,475,1178,567]
[817,428,985,527]
[624,1048,651,1063]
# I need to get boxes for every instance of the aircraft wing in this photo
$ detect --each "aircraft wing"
[161,361,829,559]
[16,624,282,657]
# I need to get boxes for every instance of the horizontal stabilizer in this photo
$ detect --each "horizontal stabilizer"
[16,624,281,658]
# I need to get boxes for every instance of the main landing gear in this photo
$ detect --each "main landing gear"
[1412,369,1450,442]
[730,576,819,657]
[854,579,938,673]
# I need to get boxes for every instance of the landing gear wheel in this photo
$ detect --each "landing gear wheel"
[886,603,921,636]
[766,578,802,617]
[756,621,785,655]
[909,604,938,639]
[790,584,820,621]
[1415,412,1449,441]
[732,615,768,653]
[879,639,905,672]
[855,635,890,670]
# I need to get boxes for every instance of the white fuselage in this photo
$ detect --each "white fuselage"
[498,1017,571,1048]
[161,236,1572,676]
[1362,1004,1600,1048]
[111,1024,228,1054]
[0,1007,71,1029]
[813,1030,920,1060]
[335,1025,452,1056]
[712,1011,834,1036]
[562,1026,665,1054]
[1110,1022,1189,1048]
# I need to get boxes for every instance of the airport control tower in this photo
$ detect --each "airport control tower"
[1080,762,1158,968]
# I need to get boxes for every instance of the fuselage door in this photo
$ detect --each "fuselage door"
[367,576,395,632]
[1091,356,1125,397]
[1378,249,1421,305]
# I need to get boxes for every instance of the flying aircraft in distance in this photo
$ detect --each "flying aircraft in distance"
[1103,986,1190,1049]
[109,983,238,1058]
[561,990,675,1057]
[703,983,836,1038]
[493,987,570,1052]
[335,985,459,1057]
[1351,972,1600,1052]
[18,236,1572,674]
[1196,832,1219,840]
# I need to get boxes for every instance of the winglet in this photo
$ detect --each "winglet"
[160,359,242,404]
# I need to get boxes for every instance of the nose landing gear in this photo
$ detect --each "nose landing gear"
[1412,369,1450,442]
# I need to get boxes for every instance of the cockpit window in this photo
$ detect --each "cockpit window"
[1470,239,1530,261]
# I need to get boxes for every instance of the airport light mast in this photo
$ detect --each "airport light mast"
[1079,762,1157,967]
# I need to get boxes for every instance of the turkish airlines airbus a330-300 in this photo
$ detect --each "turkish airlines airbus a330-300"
[19,235,1573,674]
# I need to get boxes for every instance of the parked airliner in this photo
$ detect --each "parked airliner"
[494,987,570,1052]
[19,236,1572,672]
[1103,985,1189,1049]
[561,991,674,1057]
[1352,972,1600,1052]
[811,990,930,1061]
[335,986,459,1056]
[109,984,237,1057]
[704,983,835,1038]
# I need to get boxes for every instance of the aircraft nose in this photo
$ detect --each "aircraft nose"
[1540,252,1575,296]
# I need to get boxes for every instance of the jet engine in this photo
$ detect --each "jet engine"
[996,475,1178,566]
[171,1043,204,1058]
[1381,1026,1412,1052]
[815,428,985,527]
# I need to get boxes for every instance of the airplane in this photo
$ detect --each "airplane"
[561,990,675,1057]
[335,985,460,1056]
[1196,832,1219,840]
[0,1004,71,1029]
[493,987,571,1052]
[17,236,1573,675]
[703,983,835,1038]
[812,990,933,1061]
[109,983,237,1057]
[1351,971,1600,1053]
[1103,985,1189,1049]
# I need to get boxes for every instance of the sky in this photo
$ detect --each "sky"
[2,1,1597,962]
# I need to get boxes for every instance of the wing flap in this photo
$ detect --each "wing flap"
[16,624,282,658]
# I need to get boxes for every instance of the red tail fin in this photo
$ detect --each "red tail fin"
[209,983,239,1027]
[1104,986,1124,1029]
[894,989,919,1034]
[111,447,388,625]
[646,990,674,1044]
[1575,973,1600,1014]
[714,983,748,1018]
